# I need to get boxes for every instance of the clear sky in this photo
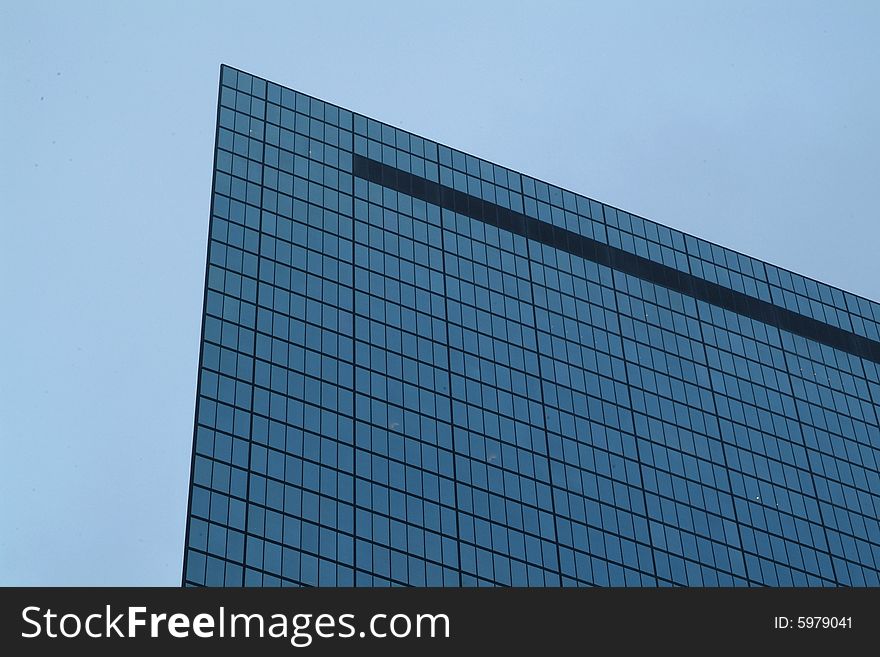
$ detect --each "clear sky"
[1,1,878,585]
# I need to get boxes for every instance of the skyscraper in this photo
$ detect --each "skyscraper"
[183,65,880,587]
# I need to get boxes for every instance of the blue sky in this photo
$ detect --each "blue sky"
[1,1,878,585]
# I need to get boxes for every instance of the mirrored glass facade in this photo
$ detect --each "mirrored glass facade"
[183,65,880,587]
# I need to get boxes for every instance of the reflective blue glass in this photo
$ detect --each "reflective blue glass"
[184,65,880,587]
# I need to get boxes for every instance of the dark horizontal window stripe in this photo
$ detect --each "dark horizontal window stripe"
[354,154,880,365]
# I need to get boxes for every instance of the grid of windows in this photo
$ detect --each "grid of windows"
[183,65,880,587]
